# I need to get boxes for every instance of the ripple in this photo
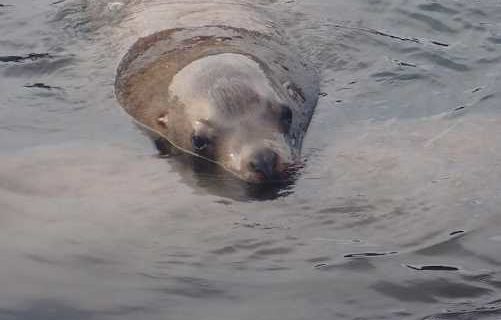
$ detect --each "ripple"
[410,51,469,71]
[423,300,501,320]
[2,55,76,77]
[156,277,231,300]
[372,279,492,303]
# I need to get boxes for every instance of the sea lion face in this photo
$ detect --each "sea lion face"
[158,53,299,183]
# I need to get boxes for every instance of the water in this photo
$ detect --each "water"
[1,1,501,319]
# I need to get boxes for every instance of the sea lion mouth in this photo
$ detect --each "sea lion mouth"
[246,168,297,185]
[252,174,288,184]
[247,148,278,179]
[245,159,304,184]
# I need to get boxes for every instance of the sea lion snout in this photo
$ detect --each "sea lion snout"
[245,148,280,182]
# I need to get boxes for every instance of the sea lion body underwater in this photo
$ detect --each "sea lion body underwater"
[114,0,319,183]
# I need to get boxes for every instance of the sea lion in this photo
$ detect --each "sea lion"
[114,1,319,183]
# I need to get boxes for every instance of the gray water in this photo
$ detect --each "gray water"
[1,1,501,319]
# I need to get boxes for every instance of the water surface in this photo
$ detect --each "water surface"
[1,1,501,319]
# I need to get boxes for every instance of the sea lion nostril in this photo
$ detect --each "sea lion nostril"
[249,160,257,170]
[248,149,278,179]
[192,134,210,151]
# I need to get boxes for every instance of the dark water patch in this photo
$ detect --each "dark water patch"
[24,83,62,90]
[229,261,248,271]
[344,251,397,258]
[371,71,398,79]
[406,265,459,271]
[468,8,488,17]
[25,253,59,266]
[214,199,232,205]
[211,246,238,255]
[477,55,501,64]
[211,240,280,256]
[0,300,94,320]
[317,257,376,272]
[156,277,230,300]
[399,230,445,250]
[371,71,426,82]
[319,219,335,225]
[485,279,501,289]
[306,256,330,263]
[398,46,427,54]
[372,279,492,303]
[0,53,52,63]
[487,36,501,44]
[393,59,417,67]
[249,247,294,259]
[430,40,450,47]
[416,235,466,256]
[480,93,495,102]
[0,299,147,320]
[2,56,75,77]
[414,234,501,267]
[139,272,169,280]
[26,253,113,268]
[166,252,194,258]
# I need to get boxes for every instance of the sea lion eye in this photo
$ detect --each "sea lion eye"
[192,134,210,151]
[280,105,293,133]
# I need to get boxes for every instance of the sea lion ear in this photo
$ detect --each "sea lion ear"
[283,81,306,103]
[157,114,169,128]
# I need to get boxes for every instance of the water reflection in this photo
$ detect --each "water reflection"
[0,300,148,320]
[163,151,297,201]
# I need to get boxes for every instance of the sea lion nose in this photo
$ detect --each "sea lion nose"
[247,148,279,180]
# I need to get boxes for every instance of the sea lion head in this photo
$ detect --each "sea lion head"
[157,53,300,183]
